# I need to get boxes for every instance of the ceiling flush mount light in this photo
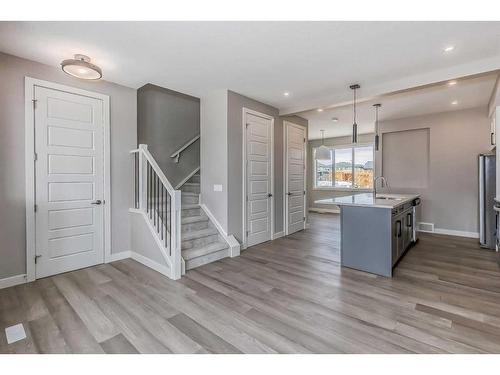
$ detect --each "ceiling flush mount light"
[315,130,331,160]
[61,54,102,80]
[317,108,324,112]
[283,92,290,97]
[350,84,360,143]
[443,45,455,53]
[451,100,458,105]
[448,80,457,86]
[331,117,339,122]
[373,103,382,151]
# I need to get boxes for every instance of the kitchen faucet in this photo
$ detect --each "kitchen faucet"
[373,176,389,196]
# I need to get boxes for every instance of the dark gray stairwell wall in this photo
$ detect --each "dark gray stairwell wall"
[138,84,200,187]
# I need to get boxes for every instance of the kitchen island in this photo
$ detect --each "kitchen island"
[316,193,420,277]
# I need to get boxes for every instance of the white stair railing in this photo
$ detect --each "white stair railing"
[170,134,200,163]
[130,144,182,279]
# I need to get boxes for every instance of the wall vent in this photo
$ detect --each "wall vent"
[417,222,434,232]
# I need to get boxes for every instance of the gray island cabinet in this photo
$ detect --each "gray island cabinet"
[316,193,421,277]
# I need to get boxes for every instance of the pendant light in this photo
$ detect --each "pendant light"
[350,84,360,143]
[315,130,331,160]
[61,54,102,80]
[373,103,381,151]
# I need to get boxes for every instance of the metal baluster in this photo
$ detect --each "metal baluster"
[160,184,164,241]
[154,172,157,228]
[156,173,159,233]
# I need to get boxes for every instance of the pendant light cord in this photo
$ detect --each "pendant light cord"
[353,88,357,125]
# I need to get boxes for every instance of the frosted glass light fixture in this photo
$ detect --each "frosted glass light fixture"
[316,130,331,160]
[61,54,102,80]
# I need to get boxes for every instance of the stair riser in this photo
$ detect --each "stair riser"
[185,248,231,270]
[182,220,209,232]
[182,234,219,250]
[182,184,200,194]
[182,207,201,217]
[181,195,199,204]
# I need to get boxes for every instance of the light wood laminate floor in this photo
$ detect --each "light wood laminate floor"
[2,213,500,353]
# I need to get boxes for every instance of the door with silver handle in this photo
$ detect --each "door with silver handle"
[91,200,103,205]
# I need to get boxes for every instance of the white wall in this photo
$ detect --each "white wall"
[0,52,137,280]
[200,90,229,232]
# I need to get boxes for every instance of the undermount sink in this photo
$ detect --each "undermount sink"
[375,195,403,201]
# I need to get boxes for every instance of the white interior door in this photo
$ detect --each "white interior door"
[34,86,105,278]
[245,111,273,247]
[285,122,306,235]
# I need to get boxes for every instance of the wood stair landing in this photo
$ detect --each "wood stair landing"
[180,174,230,271]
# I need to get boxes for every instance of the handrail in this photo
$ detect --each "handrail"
[139,144,176,193]
[130,144,182,279]
[170,134,200,163]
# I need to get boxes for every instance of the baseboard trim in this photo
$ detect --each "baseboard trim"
[273,231,285,240]
[130,251,172,277]
[418,228,479,239]
[0,274,27,289]
[200,203,241,257]
[309,207,340,214]
[107,251,131,263]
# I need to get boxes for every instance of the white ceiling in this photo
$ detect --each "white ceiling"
[302,73,498,139]
[1,21,500,114]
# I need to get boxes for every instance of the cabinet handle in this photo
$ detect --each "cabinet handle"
[491,132,495,145]
[407,213,412,227]
[396,220,402,237]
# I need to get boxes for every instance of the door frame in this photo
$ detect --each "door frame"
[283,121,307,235]
[24,77,111,282]
[241,107,274,249]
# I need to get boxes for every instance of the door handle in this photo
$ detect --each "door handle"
[407,213,412,227]
[396,220,402,237]
[268,193,273,198]
[287,192,292,196]
[91,200,102,205]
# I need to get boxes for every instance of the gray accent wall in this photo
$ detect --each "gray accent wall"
[0,52,137,280]
[137,84,200,188]
[375,107,490,234]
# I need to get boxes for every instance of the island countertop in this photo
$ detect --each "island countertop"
[315,193,420,209]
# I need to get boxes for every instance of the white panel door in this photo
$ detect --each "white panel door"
[34,86,105,278]
[246,112,273,247]
[286,122,306,235]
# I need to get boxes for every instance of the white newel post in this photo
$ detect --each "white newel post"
[139,144,148,212]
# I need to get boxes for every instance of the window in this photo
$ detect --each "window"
[314,145,374,190]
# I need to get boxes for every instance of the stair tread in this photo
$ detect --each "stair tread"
[182,241,229,260]
[181,191,199,196]
[181,203,200,210]
[183,182,200,186]
[182,215,208,224]
[182,227,218,241]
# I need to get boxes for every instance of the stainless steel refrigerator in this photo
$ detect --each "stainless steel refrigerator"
[479,153,496,249]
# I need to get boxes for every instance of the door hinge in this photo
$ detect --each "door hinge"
[32,99,37,109]
[246,195,248,202]
[303,217,306,221]
[303,190,306,195]
[246,123,250,128]
[304,137,306,143]
[34,204,38,213]
[34,152,38,161]
[34,255,41,264]
[246,230,249,236]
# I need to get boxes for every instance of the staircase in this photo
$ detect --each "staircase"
[180,173,230,271]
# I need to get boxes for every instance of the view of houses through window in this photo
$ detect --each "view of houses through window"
[315,145,374,189]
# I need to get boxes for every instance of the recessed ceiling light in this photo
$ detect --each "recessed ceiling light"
[61,54,102,80]
[451,100,458,105]
[317,108,324,112]
[283,92,290,97]
[443,45,455,53]
[448,80,457,86]
[331,117,339,122]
